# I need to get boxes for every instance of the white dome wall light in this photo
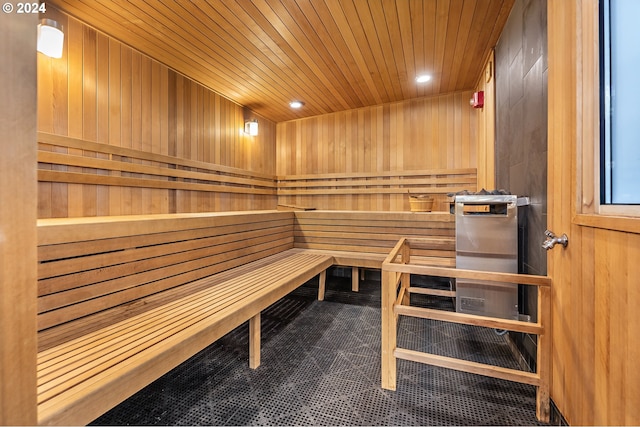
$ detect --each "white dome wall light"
[37,19,64,59]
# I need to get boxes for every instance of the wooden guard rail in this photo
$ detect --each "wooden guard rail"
[381,237,552,423]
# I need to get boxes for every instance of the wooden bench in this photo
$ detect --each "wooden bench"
[36,209,456,425]
[37,211,332,425]
[292,210,456,299]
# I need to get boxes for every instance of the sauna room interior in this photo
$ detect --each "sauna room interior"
[1,0,638,426]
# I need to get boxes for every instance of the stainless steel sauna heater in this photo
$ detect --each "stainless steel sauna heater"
[454,193,524,320]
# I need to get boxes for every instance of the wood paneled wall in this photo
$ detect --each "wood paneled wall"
[37,7,277,219]
[276,92,479,211]
[0,11,38,425]
[38,7,488,217]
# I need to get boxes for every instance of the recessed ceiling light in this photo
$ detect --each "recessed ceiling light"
[289,101,304,109]
[415,74,431,83]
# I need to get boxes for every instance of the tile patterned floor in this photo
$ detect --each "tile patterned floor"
[91,273,547,426]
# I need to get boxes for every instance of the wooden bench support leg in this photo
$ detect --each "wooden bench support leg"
[318,270,327,301]
[352,267,359,292]
[249,313,261,369]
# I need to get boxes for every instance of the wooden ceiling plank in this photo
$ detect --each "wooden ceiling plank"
[445,0,477,92]
[433,0,451,94]
[287,0,369,109]
[181,0,335,120]
[395,0,417,100]
[208,0,336,118]
[379,0,411,100]
[418,0,437,98]
[231,0,342,116]
[305,1,372,108]
[250,0,351,112]
[369,0,406,100]
[367,0,403,102]
[321,0,385,105]
[409,0,424,98]
[439,0,464,93]
[272,0,362,109]
[162,0,315,117]
[142,1,278,101]
[455,1,492,91]
[458,0,509,90]
[346,0,395,102]
[218,0,338,115]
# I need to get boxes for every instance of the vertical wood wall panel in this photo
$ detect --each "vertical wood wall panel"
[562,227,640,425]
[276,91,479,211]
[1,11,38,425]
[108,38,122,216]
[37,8,276,218]
[475,51,496,191]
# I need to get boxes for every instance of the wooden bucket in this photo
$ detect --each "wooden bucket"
[408,194,434,212]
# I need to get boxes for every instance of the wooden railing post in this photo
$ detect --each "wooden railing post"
[536,285,551,422]
[401,240,411,305]
[381,269,398,390]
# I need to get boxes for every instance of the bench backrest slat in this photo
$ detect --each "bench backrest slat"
[293,211,455,258]
[37,211,294,350]
[39,226,292,295]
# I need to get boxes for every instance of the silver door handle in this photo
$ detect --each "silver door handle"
[542,230,568,250]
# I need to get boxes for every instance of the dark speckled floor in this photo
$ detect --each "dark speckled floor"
[91,269,547,426]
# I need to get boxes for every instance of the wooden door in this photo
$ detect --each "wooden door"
[548,1,639,425]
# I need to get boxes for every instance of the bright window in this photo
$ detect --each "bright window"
[601,0,640,204]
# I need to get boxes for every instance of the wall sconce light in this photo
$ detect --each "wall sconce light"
[244,120,258,136]
[37,19,64,58]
